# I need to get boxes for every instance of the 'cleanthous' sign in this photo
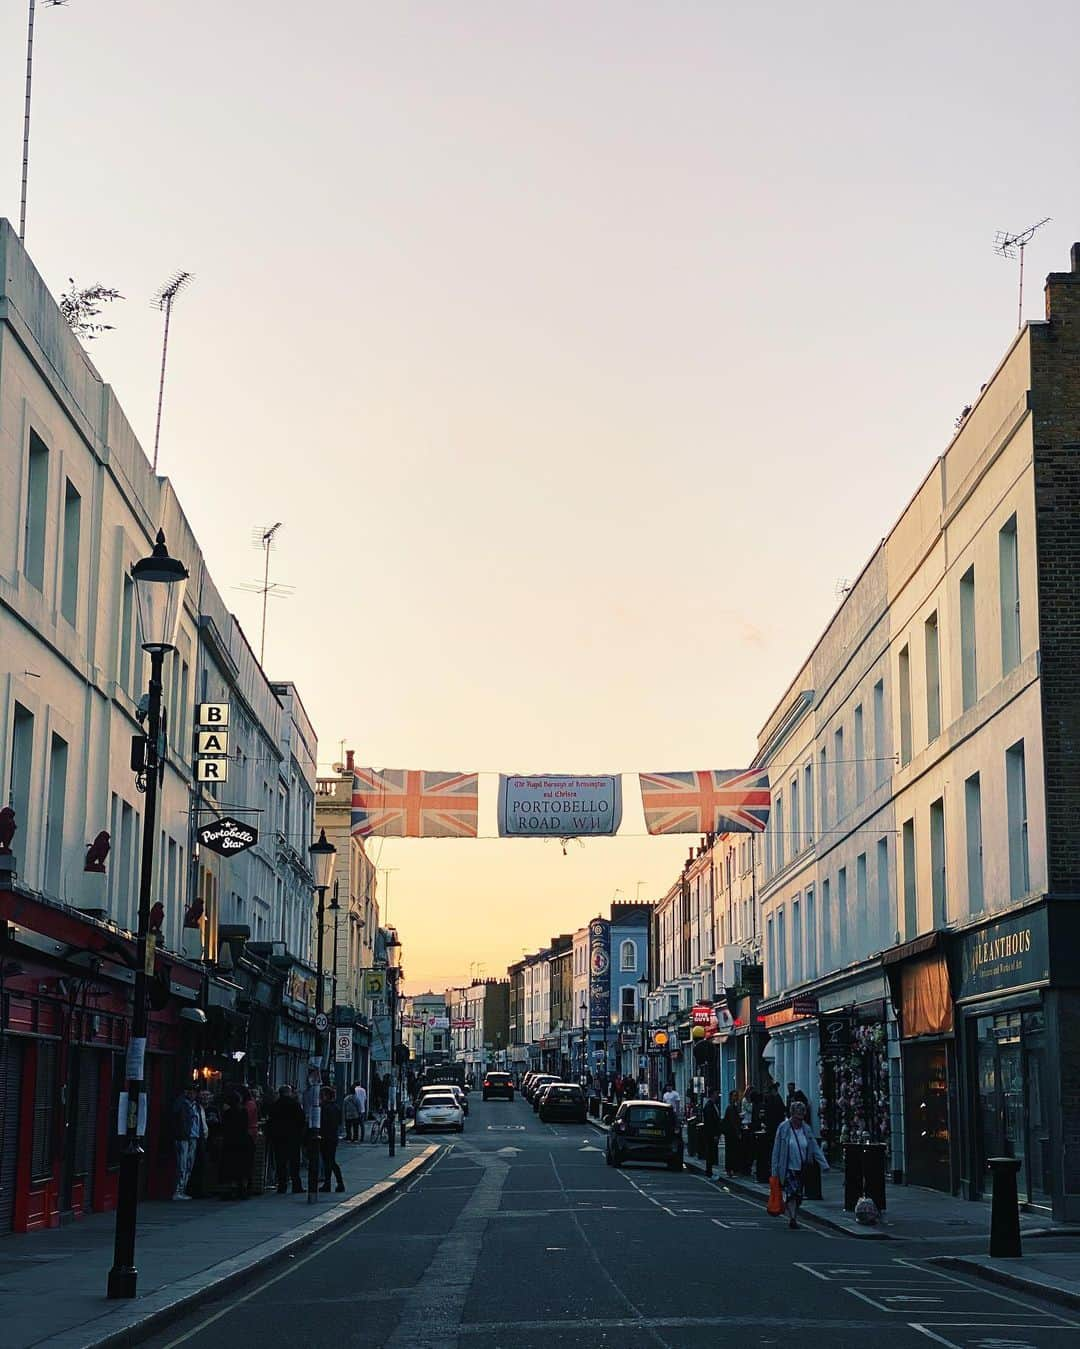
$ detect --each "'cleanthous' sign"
[197,817,258,857]
[497,775,622,837]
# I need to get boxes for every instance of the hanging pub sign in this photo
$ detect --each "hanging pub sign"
[588,917,611,1030]
[497,775,623,837]
[197,816,258,857]
[819,1010,855,1059]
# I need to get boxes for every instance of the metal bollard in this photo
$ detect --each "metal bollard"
[987,1156,1023,1258]
[843,1143,864,1211]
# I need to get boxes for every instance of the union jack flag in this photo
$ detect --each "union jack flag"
[638,768,771,836]
[350,769,479,839]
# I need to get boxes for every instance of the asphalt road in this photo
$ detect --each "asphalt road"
[147,1096,1079,1349]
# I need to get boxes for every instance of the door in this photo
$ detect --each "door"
[902,1041,951,1191]
[0,1040,24,1232]
[973,1011,1030,1201]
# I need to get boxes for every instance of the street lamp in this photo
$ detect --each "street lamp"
[385,930,402,1157]
[579,993,588,1085]
[637,975,650,1085]
[107,530,188,1300]
[306,828,336,1200]
[329,880,341,1096]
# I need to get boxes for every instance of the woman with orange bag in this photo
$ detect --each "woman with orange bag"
[770,1100,828,1228]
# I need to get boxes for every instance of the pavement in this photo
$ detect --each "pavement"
[128,1095,1078,1348]
[0,1135,442,1349]
[587,1109,1080,1311]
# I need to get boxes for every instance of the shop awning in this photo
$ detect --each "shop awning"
[881,931,941,966]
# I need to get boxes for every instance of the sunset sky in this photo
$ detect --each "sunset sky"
[3,1,1079,993]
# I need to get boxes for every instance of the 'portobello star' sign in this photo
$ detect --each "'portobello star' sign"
[197,817,259,857]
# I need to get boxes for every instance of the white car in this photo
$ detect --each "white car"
[414,1090,465,1133]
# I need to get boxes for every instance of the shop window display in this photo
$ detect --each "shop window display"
[819,1024,890,1163]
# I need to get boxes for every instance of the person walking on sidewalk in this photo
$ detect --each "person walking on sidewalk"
[770,1100,828,1229]
[700,1086,722,1179]
[319,1087,346,1192]
[721,1090,743,1177]
[353,1081,368,1141]
[171,1086,203,1200]
[662,1081,681,1120]
[343,1087,362,1142]
[267,1085,306,1194]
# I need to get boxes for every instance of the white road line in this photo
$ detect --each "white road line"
[908,1327,962,1349]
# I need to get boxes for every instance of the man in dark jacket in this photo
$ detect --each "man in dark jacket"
[786,1082,811,1123]
[762,1081,787,1159]
[319,1088,345,1193]
[701,1086,722,1179]
[266,1086,305,1194]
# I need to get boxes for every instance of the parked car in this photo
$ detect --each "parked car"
[525,1073,558,1103]
[482,1071,514,1101]
[532,1080,561,1112]
[538,1083,587,1124]
[417,1084,468,1116]
[605,1101,683,1170]
[414,1089,465,1133]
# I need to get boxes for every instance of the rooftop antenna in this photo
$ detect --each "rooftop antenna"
[236,523,293,667]
[379,868,399,925]
[19,0,69,244]
[150,271,193,472]
[994,219,1051,331]
[835,578,852,600]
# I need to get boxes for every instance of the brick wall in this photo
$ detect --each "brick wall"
[1032,244,1080,896]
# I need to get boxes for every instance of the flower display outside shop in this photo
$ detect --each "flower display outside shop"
[819,1024,890,1155]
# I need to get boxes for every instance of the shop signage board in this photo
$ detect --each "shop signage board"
[197,816,258,857]
[194,702,230,784]
[364,970,386,999]
[954,906,1049,1001]
[497,775,623,837]
[819,1010,855,1059]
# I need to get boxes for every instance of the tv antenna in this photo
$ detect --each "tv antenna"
[236,522,293,666]
[994,218,1050,331]
[150,270,193,472]
[835,578,852,600]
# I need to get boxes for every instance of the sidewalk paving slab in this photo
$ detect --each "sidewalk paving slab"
[931,1252,1080,1312]
[0,1138,442,1349]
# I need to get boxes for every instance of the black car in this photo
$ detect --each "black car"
[525,1074,557,1104]
[605,1101,683,1171]
[538,1083,587,1124]
[482,1071,514,1101]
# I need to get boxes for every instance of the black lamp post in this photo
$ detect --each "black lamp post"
[307,829,336,1199]
[637,974,650,1083]
[385,930,402,1157]
[107,530,188,1300]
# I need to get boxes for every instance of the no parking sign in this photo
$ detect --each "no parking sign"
[335,1028,354,1063]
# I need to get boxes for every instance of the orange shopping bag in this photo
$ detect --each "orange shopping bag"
[767,1174,784,1216]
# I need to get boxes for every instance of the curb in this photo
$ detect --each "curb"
[53,1144,443,1349]
[587,1115,887,1240]
[930,1254,1080,1312]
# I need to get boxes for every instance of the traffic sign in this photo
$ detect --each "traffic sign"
[314,1012,329,1032]
[335,1028,353,1063]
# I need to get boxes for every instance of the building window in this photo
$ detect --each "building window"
[1006,740,1029,900]
[790,775,800,854]
[930,796,947,927]
[792,898,802,984]
[119,575,134,695]
[876,837,890,948]
[873,678,886,784]
[774,792,784,871]
[854,703,865,802]
[834,727,845,819]
[767,915,776,992]
[965,772,984,916]
[999,514,1021,677]
[9,703,35,852]
[898,644,912,767]
[777,907,787,989]
[804,760,814,843]
[836,866,848,964]
[819,746,828,832]
[821,878,832,970]
[925,611,941,742]
[621,985,636,1022]
[961,565,977,710]
[902,818,917,939]
[23,430,49,591]
[61,479,81,625]
[619,939,636,972]
[855,852,868,959]
[804,886,815,979]
[43,733,68,897]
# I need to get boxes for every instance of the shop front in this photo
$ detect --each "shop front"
[815,972,896,1170]
[950,902,1057,1211]
[883,934,957,1193]
[758,997,819,1123]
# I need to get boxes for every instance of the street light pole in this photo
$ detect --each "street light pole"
[108,531,188,1300]
[637,974,650,1091]
[307,830,336,1203]
[385,931,402,1158]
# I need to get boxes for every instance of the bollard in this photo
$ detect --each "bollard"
[843,1143,864,1211]
[863,1143,887,1213]
[987,1156,1023,1258]
[306,1128,320,1204]
[687,1119,699,1159]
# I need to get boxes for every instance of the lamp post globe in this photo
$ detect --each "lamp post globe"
[309,828,336,892]
[132,529,189,653]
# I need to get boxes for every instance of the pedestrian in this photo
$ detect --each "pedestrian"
[353,1080,369,1141]
[662,1080,681,1120]
[721,1089,743,1177]
[343,1088,362,1142]
[786,1081,811,1123]
[319,1088,346,1193]
[613,1072,624,1105]
[763,1081,786,1140]
[266,1085,306,1194]
[171,1085,201,1200]
[770,1099,828,1229]
[219,1090,254,1199]
[700,1086,722,1179]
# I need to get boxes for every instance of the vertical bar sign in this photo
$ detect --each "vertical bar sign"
[588,918,611,1031]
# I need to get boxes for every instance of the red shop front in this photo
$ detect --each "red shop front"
[0,883,204,1234]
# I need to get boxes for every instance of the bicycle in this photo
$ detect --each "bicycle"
[368,1110,390,1145]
